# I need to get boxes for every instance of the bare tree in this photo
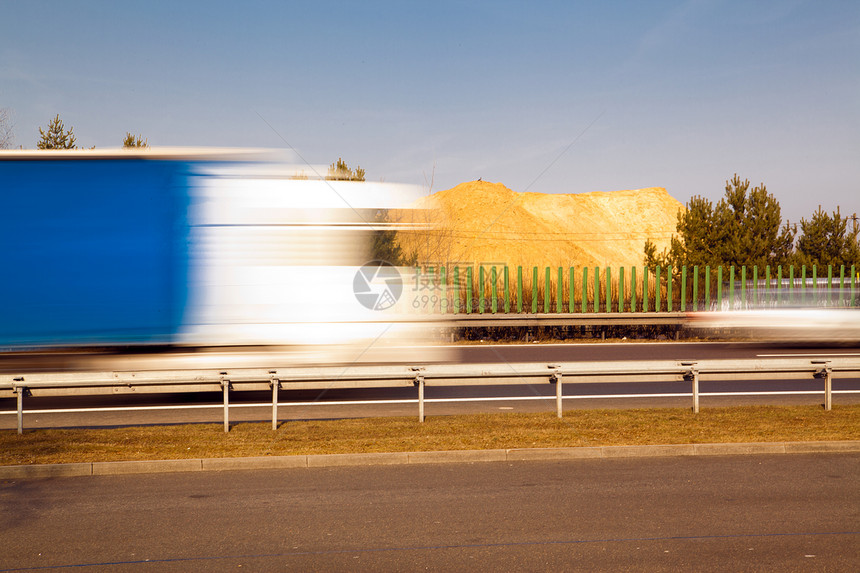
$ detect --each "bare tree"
[0,108,13,149]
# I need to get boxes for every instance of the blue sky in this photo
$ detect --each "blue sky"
[2,0,858,223]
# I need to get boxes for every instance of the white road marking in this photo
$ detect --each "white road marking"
[4,390,858,416]
[756,353,860,357]
[428,341,744,349]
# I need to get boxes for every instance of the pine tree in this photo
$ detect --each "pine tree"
[122,132,148,148]
[645,175,794,269]
[37,114,77,149]
[715,175,795,268]
[794,206,860,268]
[326,157,365,181]
[370,210,416,266]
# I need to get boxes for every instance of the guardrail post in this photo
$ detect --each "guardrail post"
[18,388,23,434]
[13,381,28,435]
[221,373,230,433]
[549,365,562,418]
[683,363,699,414]
[270,371,280,430]
[814,361,833,411]
[692,368,699,413]
[413,367,426,422]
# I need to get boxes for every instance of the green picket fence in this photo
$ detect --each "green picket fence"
[409,264,859,314]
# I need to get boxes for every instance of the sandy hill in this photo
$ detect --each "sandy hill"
[394,180,682,269]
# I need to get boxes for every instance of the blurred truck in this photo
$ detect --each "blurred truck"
[0,149,429,358]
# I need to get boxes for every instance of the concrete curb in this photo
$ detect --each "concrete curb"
[2,441,859,479]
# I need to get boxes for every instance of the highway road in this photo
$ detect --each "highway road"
[2,342,859,429]
[3,341,860,372]
[1,454,858,571]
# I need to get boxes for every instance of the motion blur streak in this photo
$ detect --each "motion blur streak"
[0,148,444,366]
[689,287,860,344]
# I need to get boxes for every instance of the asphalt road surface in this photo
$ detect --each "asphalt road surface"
[3,341,859,372]
[2,342,860,429]
[1,454,858,571]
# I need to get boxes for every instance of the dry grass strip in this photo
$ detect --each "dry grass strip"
[2,404,858,466]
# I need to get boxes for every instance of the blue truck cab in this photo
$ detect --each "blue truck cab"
[0,149,257,348]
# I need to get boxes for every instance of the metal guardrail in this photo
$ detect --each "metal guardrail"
[3,357,859,434]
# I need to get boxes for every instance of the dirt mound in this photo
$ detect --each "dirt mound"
[395,180,682,269]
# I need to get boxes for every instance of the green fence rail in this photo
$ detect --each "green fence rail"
[408,264,859,314]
